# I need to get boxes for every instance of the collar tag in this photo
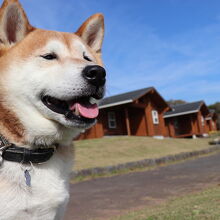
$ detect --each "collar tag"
[24,169,31,187]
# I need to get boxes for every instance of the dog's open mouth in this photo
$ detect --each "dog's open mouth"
[42,95,99,124]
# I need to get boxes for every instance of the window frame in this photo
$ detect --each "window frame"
[108,112,117,129]
[152,110,159,124]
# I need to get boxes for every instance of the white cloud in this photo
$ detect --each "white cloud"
[104,19,220,104]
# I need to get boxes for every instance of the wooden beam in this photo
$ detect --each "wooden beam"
[176,133,196,138]
[197,112,203,134]
[190,115,195,134]
[125,108,131,136]
[159,112,166,136]
[167,118,175,137]
[144,104,154,136]
[208,120,212,131]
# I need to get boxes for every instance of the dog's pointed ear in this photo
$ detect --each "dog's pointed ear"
[76,14,104,54]
[0,0,34,45]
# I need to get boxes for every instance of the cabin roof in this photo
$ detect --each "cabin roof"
[164,101,205,118]
[99,87,154,109]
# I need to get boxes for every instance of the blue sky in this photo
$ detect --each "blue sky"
[16,0,220,104]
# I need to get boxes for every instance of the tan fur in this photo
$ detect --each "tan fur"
[10,29,103,66]
[0,101,25,143]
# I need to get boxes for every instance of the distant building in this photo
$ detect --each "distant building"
[164,101,217,138]
[76,88,218,140]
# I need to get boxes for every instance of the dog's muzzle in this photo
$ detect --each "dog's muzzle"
[41,65,106,126]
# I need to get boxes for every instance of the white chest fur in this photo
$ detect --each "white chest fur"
[0,147,73,220]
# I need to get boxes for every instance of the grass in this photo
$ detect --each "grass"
[74,136,212,171]
[111,185,220,220]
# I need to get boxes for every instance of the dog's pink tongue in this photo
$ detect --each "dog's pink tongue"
[70,103,99,119]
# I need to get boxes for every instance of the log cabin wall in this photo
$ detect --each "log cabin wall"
[165,113,198,138]
[128,108,147,136]
[76,121,104,140]
[139,92,168,137]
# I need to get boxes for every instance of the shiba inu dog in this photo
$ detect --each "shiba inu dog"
[0,0,105,219]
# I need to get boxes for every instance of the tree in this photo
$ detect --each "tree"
[208,102,220,114]
[167,99,187,105]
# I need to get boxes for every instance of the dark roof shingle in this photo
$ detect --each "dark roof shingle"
[99,87,153,108]
[164,101,204,117]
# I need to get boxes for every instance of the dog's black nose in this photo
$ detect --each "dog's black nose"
[82,65,106,87]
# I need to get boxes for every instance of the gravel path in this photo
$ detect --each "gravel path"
[64,152,220,220]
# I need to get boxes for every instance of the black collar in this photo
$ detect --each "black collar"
[0,134,55,164]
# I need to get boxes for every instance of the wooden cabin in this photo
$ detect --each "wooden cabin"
[164,101,217,138]
[76,89,218,140]
[207,109,218,131]
[77,87,171,139]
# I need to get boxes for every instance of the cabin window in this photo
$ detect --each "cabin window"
[108,112,117,128]
[152,110,159,124]
[201,116,205,126]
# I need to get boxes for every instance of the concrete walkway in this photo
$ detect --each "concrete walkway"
[64,152,220,220]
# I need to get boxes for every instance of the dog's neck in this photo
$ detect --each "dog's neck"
[0,100,25,145]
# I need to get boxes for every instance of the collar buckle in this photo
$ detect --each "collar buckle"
[0,135,12,165]
[0,145,10,166]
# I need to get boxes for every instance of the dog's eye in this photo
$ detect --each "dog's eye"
[83,52,92,62]
[41,53,57,60]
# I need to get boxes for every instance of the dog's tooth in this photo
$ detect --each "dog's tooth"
[75,107,80,116]
[89,97,99,105]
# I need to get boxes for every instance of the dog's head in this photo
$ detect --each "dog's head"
[0,0,106,141]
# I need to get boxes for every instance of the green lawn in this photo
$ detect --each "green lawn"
[74,136,212,170]
[111,185,220,220]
